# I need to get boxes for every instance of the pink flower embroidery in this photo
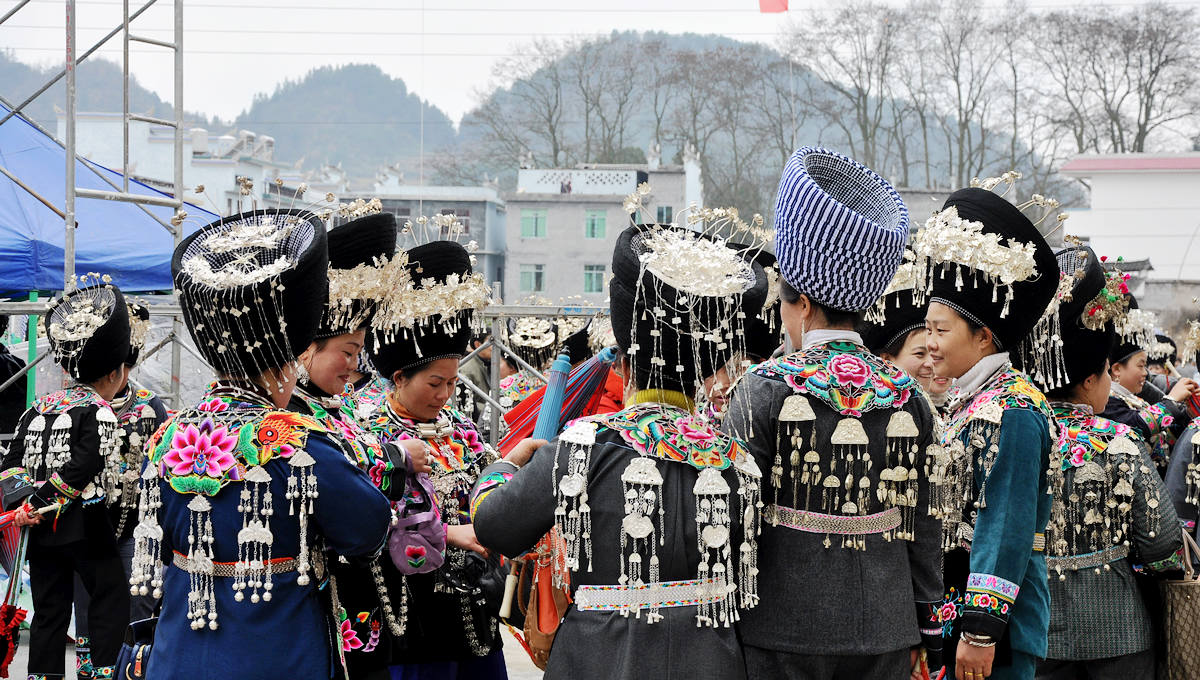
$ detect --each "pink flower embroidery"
[827,354,871,388]
[938,602,958,622]
[197,397,229,413]
[1069,445,1087,467]
[340,618,363,651]
[162,420,238,478]
[675,416,717,446]
[457,426,485,456]
[368,459,387,487]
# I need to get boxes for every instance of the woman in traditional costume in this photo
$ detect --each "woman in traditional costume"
[724,148,943,679]
[1,277,134,680]
[913,176,1063,680]
[362,236,504,680]
[129,209,392,679]
[470,221,769,679]
[1102,305,1195,470]
[1035,246,1181,680]
[72,297,170,677]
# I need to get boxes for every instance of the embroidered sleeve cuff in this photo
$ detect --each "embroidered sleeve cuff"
[916,600,943,640]
[468,463,516,521]
[47,472,83,499]
[0,467,35,509]
[961,572,1018,638]
[1146,547,1184,573]
[374,443,407,501]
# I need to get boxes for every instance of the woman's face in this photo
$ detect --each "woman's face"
[703,362,735,415]
[300,330,365,396]
[883,329,934,393]
[1112,351,1148,394]
[392,357,460,421]
[924,301,992,381]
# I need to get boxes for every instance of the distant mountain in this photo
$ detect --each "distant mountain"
[233,64,457,183]
[0,51,204,133]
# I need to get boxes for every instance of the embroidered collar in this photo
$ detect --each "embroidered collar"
[1051,402,1133,470]
[208,380,277,409]
[1109,382,1148,409]
[594,402,746,471]
[801,328,862,350]
[33,383,108,414]
[295,383,344,412]
[752,340,915,417]
[628,389,695,411]
[950,352,1011,405]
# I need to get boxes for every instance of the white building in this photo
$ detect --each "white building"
[503,145,703,305]
[57,112,303,216]
[1060,153,1200,281]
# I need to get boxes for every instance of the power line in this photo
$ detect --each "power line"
[3,46,535,56]
[3,24,782,37]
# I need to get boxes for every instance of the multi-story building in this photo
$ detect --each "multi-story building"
[344,167,507,289]
[503,147,702,305]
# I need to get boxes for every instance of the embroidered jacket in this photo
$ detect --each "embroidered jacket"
[352,374,391,421]
[1102,384,1184,470]
[722,340,944,658]
[1044,404,1181,660]
[470,399,761,680]
[129,383,390,680]
[934,364,1055,661]
[365,402,500,665]
[1166,423,1200,560]
[107,383,169,540]
[498,368,540,409]
[0,385,121,546]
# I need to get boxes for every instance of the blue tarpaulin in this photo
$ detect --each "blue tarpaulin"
[0,102,215,294]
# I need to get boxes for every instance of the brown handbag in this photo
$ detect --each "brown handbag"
[499,529,572,671]
[1161,529,1200,680]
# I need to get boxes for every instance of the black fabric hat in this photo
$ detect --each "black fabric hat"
[610,224,769,395]
[45,283,131,383]
[560,320,594,364]
[1110,295,1145,365]
[859,287,927,357]
[366,240,475,379]
[1045,246,1114,389]
[926,188,1060,351]
[317,212,399,339]
[1148,333,1177,365]
[125,299,151,367]
[742,249,782,362]
[506,316,559,368]
[173,209,329,379]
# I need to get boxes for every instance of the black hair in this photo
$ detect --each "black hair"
[880,328,917,359]
[779,280,863,328]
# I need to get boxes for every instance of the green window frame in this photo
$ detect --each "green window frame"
[583,264,605,294]
[584,210,606,239]
[520,209,547,238]
[656,205,674,224]
[520,264,545,292]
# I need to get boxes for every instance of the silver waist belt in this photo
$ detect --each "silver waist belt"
[1046,544,1130,571]
[766,504,902,535]
[172,552,298,578]
[957,522,1046,553]
[574,578,729,612]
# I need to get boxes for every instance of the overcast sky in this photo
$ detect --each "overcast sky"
[0,0,1185,126]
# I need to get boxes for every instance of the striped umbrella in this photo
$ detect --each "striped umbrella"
[498,347,618,455]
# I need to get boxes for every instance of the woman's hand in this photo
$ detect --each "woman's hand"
[13,505,41,527]
[1168,378,1198,403]
[397,439,433,475]
[504,438,549,469]
[446,523,488,557]
[955,639,995,680]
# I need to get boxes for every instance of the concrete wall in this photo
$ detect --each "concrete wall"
[1062,171,1200,280]
[504,168,689,305]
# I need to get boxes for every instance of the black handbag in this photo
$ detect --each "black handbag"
[114,616,157,680]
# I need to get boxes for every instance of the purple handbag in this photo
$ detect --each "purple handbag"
[387,471,446,574]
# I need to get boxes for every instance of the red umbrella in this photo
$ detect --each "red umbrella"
[498,348,618,455]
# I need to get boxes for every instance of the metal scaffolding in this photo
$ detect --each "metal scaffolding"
[0,2,612,448]
[0,0,186,407]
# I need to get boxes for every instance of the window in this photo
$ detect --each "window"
[656,206,674,224]
[584,210,606,239]
[440,208,470,235]
[583,264,605,294]
[520,264,545,292]
[521,209,547,238]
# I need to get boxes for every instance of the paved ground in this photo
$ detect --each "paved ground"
[8,627,543,678]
